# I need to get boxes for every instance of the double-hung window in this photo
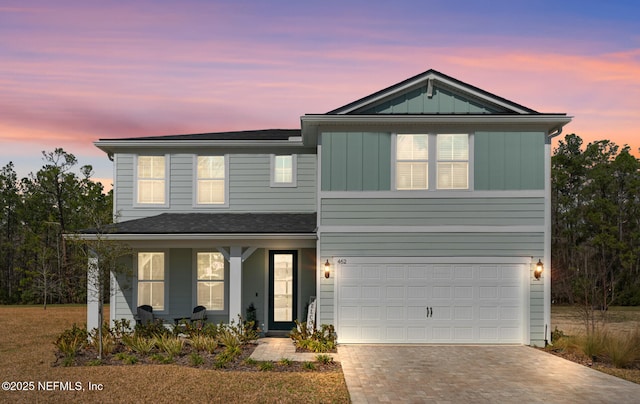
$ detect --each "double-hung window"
[137,156,166,204]
[271,154,297,187]
[196,156,226,205]
[395,134,469,190]
[196,252,225,311]
[437,134,469,189]
[396,134,429,190]
[137,252,165,311]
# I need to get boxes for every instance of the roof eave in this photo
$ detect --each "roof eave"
[71,233,318,241]
[94,139,305,154]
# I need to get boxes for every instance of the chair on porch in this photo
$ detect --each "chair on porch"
[189,305,207,324]
[135,305,154,325]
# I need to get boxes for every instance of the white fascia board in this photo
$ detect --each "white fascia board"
[335,73,534,115]
[333,256,533,265]
[301,114,572,127]
[71,233,317,241]
[94,139,304,154]
[319,190,545,199]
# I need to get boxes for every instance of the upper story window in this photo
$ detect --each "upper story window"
[137,156,166,204]
[196,156,226,205]
[138,252,165,311]
[271,154,297,187]
[395,134,469,191]
[437,134,469,189]
[396,134,429,190]
[196,252,225,311]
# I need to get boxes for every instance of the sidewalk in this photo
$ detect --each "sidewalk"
[249,337,340,362]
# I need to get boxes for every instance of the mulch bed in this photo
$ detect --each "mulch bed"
[54,342,342,372]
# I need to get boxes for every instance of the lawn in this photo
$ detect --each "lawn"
[0,305,350,403]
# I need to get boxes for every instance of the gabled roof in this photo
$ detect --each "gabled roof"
[80,213,317,235]
[327,69,539,115]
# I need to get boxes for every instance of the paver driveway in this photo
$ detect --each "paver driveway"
[338,345,640,403]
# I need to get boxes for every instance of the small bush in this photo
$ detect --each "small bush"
[54,323,88,358]
[579,330,607,360]
[89,324,117,355]
[290,321,337,353]
[278,357,292,366]
[134,320,169,339]
[122,334,156,355]
[189,352,204,366]
[606,328,640,368]
[155,335,184,357]
[303,361,316,370]
[115,352,138,365]
[190,334,218,353]
[150,353,173,364]
[316,354,333,364]
[218,328,240,350]
[259,361,274,371]
[243,357,258,366]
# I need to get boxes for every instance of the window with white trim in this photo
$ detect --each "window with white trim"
[394,134,469,191]
[196,252,225,311]
[271,154,297,187]
[196,156,225,204]
[437,134,469,189]
[396,134,429,190]
[137,252,165,310]
[137,156,166,204]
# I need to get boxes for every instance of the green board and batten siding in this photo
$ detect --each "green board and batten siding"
[475,131,545,190]
[358,85,504,114]
[321,132,391,191]
[114,153,316,221]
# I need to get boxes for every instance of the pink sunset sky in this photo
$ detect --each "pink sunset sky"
[1,0,639,190]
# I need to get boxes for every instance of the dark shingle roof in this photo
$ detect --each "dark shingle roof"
[81,213,316,234]
[102,129,300,142]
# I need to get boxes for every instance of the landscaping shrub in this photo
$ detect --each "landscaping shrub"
[54,323,88,358]
[155,335,185,358]
[290,321,337,353]
[190,334,218,353]
[122,334,156,355]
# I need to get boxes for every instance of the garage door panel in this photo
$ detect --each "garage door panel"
[407,285,428,299]
[386,286,405,299]
[337,261,525,344]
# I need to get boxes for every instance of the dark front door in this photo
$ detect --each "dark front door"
[268,250,297,331]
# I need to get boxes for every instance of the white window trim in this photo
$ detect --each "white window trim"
[392,133,474,192]
[133,154,170,208]
[134,250,169,314]
[193,154,230,208]
[192,250,229,314]
[270,154,297,188]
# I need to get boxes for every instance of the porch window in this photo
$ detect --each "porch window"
[396,134,428,190]
[271,155,297,187]
[437,134,469,189]
[197,252,225,311]
[137,252,165,311]
[137,156,166,204]
[196,156,226,204]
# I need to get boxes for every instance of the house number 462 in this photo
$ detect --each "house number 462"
[337,259,347,264]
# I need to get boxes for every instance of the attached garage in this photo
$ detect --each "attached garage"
[336,258,530,344]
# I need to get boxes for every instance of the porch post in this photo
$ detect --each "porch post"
[87,253,99,332]
[228,246,242,323]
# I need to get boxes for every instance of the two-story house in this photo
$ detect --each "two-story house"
[81,69,571,346]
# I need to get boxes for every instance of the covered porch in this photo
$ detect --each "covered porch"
[81,213,317,333]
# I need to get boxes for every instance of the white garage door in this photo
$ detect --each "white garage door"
[336,258,528,344]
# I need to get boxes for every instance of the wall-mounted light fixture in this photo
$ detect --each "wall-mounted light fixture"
[534,259,544,280]
[324,259,331,278]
